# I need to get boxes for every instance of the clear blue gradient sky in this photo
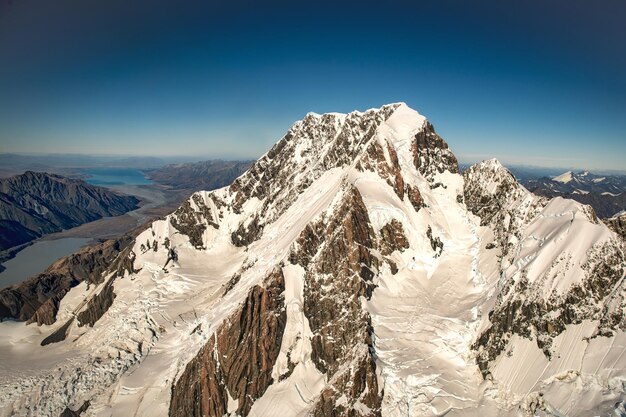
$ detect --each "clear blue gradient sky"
[0,0,624,170]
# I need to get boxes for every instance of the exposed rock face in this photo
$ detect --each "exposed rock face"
[76,279,116,327]
[379,219,409,256]
[310,347,380,417]
[0,233,137,324]
[290,186,382,415]
[231,215,264,247]
[26,294,63,326]
[463,159,545,259]
[357,139,405,200]
[605,212,626,240]
[425,225,443,257]
[0,171,139,253]
[59,401,90,417]
[411,121,459,179]
[168,193,224,249]
[406,184,424,212]
[169,270,286,417]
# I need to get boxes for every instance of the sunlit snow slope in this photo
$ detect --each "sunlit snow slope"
[0,103,624,417]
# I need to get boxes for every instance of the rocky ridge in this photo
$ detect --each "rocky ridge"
[464,160,625,409]
[0,171,139,262]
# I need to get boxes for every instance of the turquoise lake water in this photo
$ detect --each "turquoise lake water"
[0,238,91,289]
[84,168,153,186]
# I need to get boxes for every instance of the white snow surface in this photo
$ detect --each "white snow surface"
[0,103,624,417]
[552,171,573,184]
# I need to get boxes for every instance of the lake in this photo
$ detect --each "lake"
[0,238,91,288]
[84,168,153,186]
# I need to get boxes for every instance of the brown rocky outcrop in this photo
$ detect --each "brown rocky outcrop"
[379,219,410,255]
[169,269,286,417]
[411,121,459,179]
[0,232,138,325]
[40,318,74,346]
[169,199,208,249]
[406,184,424,212]
[231,215,264,247]
[426,225,443,257]
[76,279,116,327]
[356,139,405,200]
[26,294,63,326]
[604,212,626,240]
[59,401,90,417]
[310,348,381,417]
[290,186,383,414]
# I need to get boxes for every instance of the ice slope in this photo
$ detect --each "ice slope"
[365,170,494,416]
[491,322,626,415]
[347,107,494,415]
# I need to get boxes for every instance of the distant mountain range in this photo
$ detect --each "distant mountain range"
[144,160,252,191]
[0,171,139,263]
[523,170,626,218]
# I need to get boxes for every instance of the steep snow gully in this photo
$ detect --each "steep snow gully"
[367,172,491,416]
[0,103,624,417]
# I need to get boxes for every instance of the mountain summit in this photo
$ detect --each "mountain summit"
[0,104,624,417]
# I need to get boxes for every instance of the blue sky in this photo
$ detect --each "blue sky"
[0,0,624,170]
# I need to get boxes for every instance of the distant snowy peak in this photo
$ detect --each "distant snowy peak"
[525,169,626,218]
[553,171,573,183]
[553,169,617,187]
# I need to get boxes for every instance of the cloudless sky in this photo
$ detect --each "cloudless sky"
[0,0,624,170]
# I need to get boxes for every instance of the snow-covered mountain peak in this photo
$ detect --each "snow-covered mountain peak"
[553,170,573,183]
[471,157,507,174]
[463,158,523,197]
[204,103,454,238]
[302,102,407,121]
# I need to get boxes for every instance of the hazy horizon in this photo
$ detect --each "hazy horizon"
[1,150,625,177]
